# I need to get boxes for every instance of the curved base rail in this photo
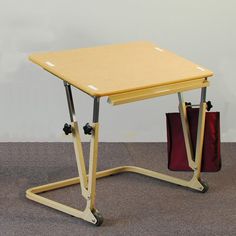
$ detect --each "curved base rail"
[26,165,207,225]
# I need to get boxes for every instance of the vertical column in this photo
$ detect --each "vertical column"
[178,92,196,169]
[194,87,207,179]
[63,82,88,195]
[87,97,100,210]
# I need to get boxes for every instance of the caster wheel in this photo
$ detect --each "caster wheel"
[199,180,209,193]
[92,209,103,226]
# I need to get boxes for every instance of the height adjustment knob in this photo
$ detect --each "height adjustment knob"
[185,102,192,107]
[206,101,213,111]
[63,123,72,135]
[83,123,93,135]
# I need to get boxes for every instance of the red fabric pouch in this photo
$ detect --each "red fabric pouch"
[166,108,221,172]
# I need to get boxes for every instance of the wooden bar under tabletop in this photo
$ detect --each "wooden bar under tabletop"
[108,78,209,105]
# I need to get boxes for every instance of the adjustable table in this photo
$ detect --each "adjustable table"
[26,41,213,226]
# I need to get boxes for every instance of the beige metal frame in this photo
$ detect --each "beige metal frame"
[26,80,208,226]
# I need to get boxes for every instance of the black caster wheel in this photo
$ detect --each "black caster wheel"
[199,180,209,193]
[92,209,103,226]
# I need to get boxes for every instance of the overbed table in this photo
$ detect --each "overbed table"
[26,41,213,226]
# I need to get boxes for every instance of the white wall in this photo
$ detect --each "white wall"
[0,0,235,142]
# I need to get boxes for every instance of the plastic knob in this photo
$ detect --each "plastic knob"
[185,102,192,107]
[63,123,72,135]
[83,123,93,135]
[206,101,213,111]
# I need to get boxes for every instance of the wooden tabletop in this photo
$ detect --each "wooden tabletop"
[29,41,213,97]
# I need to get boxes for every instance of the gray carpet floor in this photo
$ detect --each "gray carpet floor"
[0,143,235,236]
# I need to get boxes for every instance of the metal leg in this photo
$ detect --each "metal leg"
[193,87,207,180]
[178,87,208,192]
[63,82,88,198]
[178,93,196,169]
[86,98,100,210]
[63,83,103,225]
